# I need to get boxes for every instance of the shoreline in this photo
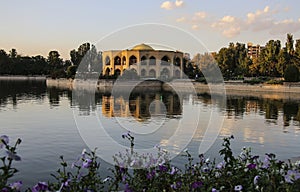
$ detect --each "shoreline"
[0,75,46,81]
[44,78,300,100]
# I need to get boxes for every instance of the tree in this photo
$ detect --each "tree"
[258,40,281,77]
[0,49,9,74]
[9,48,18,59]
[295,39,300,57]
[47,51,63,69]
[284,64,299,82]
[286,33,294,56]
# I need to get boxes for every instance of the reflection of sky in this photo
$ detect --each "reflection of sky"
[2,85,300,186]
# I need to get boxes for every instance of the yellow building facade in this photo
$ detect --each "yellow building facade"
[102,43,184,78]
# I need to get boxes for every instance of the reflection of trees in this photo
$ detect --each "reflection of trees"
[0,80,46,108]
[197,93,300,127]
[283,102,299,126]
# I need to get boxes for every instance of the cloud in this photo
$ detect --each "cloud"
[270,19,300,35]
[192,25,199,30]
[161,1,173,10]
[161,0,184,10]
[222,27,241,38]
[194,12,207,20]
[175,0,184,7]
[221,15,235,23]
[174,5,300,38]
[176,17,186,22]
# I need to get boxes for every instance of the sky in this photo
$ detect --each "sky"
[1,0,300,59]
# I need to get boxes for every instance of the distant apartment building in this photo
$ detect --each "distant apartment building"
[247,42,264,59]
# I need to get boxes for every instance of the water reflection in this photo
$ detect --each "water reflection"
[102,92,182,121]
[1,80,300,128]
[0,80,46,108]
[197,93,300,128]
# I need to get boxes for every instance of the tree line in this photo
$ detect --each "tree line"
[0,43,102,79]
[1,34,300,81]
[191,33,300,82]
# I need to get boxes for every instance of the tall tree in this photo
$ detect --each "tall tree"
[258,40,281,77]
[286,33,294,56]
[47,50,63,69]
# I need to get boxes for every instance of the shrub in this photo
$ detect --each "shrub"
[284,65,299,82]
[1,134,300,191]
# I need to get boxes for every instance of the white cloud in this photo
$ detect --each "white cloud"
[176,17,186,22]
[194,12,207,19]
[161,1,173,10]
[221,15,235,23]
[270,19,300,35]
[175,0,184,7]
[192,25,199,30]
[222,27,241,38]
[175,5,300,38]
[161,0,184,10]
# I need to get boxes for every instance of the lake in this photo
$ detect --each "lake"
[1,79,300,188]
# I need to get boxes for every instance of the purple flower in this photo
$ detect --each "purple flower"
[217,161,225,169]
[147,170,155,179]
[191,181,203,189]
[9,181,22,191]
[6,151,21,161]
[82,158,92,168]
[285,170,300,183]
[1,188,9,192]
[124,183,133,192]
[170,166,177,175]
[0,135,9,148]
[247,163,256,169]
[212,188,219,192]
[171,181,182,189]
[159,164,168,172]
[262,156,270,169]
[32,181,48,192]
[234,185,243,191]
[254,175,260,185]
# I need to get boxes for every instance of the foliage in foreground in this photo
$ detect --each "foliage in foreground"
[1,134,300,192]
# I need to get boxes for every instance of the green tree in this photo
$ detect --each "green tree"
[286,33,294,56]
[0,49,9,74]
[284,64,299,82]
[258,40,281,77]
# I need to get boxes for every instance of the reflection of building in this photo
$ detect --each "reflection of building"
[247,42,264,59]
[102,92,182,121]
[102,43,184,78]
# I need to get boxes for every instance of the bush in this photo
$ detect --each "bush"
[266,79,283,85]
[1,134,300,191]
[284,65,299,82]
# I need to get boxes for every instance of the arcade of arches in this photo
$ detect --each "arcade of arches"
[102,43,184,78]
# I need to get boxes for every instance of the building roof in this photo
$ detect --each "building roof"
[131,43,154,51]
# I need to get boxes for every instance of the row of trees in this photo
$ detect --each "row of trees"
[1,33,300,81]
[191,34,300,81]
[0,43,102,79]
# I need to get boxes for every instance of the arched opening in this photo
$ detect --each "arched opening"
[141,56,147,65]
[175,70,181,78]
[115,69,121,76]
[161,56,170,66]
[141,69,146,77]
[129,55,137,65]
[149,56,156,65]
[122,56,126,65]
[105,56,110,65]
[114,56,121,65]
[105,68,110,76]
[149,69,156,78]
[161,68,170,78]
[174,57,181,67]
